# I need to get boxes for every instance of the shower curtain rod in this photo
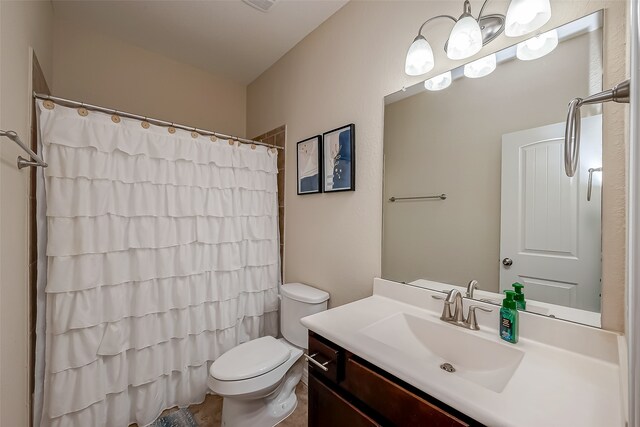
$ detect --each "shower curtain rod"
[33,93,283,150]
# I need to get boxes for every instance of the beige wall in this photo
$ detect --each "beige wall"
[53,18,247,137]
[382,32,596,293]
[247,0,628,330]
[0,2,53,426]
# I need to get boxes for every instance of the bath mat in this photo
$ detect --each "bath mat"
[149,409,199,427]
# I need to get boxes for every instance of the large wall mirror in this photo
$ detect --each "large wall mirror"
[382,11,604,327]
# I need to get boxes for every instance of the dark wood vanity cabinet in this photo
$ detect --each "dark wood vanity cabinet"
[307,332,482,427]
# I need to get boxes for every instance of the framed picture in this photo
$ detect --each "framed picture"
[297,135,322,195]
[323,124,355,192]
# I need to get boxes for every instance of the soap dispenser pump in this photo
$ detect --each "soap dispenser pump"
[500,291,519,344]
[512,282,526,310]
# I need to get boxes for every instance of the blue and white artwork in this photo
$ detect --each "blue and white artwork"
[323,124,355,192]
[297,136,321,194]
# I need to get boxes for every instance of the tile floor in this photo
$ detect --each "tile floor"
[157,382,308,427]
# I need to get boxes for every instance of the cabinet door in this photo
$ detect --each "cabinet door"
[342,355,469,427]
[308,332,342,383]
[309,374,380,427]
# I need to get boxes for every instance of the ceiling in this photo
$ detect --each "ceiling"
[53,0,348,84]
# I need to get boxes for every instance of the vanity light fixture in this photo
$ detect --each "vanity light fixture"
[504,0,551,37]
[405,0,505,76]
[516,29,558,60]
[446,7,483,60]
[463,53,497,78]
[405,36,435,75]
[405,0,552,76]
[424,71,453,91]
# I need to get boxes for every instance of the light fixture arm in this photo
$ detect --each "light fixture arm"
[417,14,457,37]
[477,0,491,20]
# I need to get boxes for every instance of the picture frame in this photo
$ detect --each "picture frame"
[296,135,322,195]
[322,124,355,192]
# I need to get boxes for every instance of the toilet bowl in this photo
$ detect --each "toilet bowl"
[208,283,329,427]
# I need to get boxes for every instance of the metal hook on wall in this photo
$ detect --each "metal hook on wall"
[587,167,603,201]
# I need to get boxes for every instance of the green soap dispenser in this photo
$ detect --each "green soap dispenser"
[500,291,519,344]
[512,282,526,310]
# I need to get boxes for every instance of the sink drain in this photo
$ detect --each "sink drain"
[440,363,456,373]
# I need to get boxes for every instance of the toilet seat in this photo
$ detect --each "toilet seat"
[208,338,303,398]
[210,336,291,381]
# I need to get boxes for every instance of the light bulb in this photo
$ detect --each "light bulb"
[446,16,483,60]
[516,29,558,60]
[463,53,497,78]
[505,0,551,37]
[405,35,435,76]
[424,71,452,91]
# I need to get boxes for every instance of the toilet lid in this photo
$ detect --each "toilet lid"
[210,336,291,381]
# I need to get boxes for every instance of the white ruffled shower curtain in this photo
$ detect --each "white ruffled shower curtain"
[35,100,280,426]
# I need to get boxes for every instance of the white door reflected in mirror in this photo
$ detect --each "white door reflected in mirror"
[499,115,602,312]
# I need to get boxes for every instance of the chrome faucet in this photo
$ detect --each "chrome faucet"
[433,289,492,330]
[465,280,478,298]
[442,289,465,323]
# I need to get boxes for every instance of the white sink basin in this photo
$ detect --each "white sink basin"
[359,313,524,393]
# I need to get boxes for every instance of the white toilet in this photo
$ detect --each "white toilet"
[208,283,330,427]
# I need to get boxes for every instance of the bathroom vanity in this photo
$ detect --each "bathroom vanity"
[307,332,479,426]
[346,11,629,424]
[302,279,626,426]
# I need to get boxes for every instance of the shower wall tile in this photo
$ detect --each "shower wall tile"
[278,182,285,207]
[253,126,286,280]
[274,131,285,148]
[261,135,276,147]
[277,149,285,171]
[277,171,285,203]
[279,207,285,237]
[29,53,51,425]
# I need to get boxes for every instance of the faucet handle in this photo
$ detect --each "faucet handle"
[432,293,454,320]
[466,280,479,298]
[465,305,493,330]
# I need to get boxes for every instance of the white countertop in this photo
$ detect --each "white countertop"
[301,278,625,427]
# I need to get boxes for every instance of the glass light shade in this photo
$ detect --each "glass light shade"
[463,53,497,78]
[405,36,435,76]
[424,71,452,91]
[446,16,483,60]
[505,0,551,37]
[516,29,558,60]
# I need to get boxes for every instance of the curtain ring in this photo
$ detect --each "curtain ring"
[228,138,235,146]
[210,134,218,142]
[168,123,176,134]
[77,102,88,117]
[141,117,150,129]
[111,110,121,123]
[191,128,199,139]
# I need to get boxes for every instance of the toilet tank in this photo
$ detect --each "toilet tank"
[280,283,330,349]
